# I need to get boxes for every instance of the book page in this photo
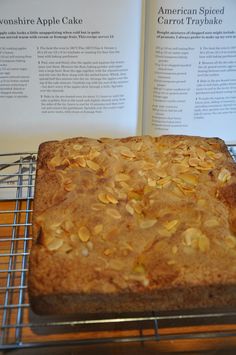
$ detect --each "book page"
[0,0,143,154]
[143,0,236,144]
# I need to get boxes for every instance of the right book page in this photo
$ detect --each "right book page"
[142,0,236,144]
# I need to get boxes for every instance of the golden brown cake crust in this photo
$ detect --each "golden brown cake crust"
[29,135,236,315]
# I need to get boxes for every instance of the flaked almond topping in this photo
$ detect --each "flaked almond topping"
[147,177,156,187]
[167,260,176,265]
[139,219,157,229]
[88,149,100,160]
[94,224,103,235]
[59,243,73,253]
[172,245,178,254]
[64,180,76,192]
[133,141,143,152]
[188,157,199,167]
[47,238,63,251]
[197,160,215,170]
[155,169,167,178]
[76,156,86,168]
[87,241,94,250]
[64,220,74,231]
[197,199,206,207]
[48,155,62,169]
[50,221,62,229]
[106,192,118,204]
[225,235,236,249]
[198,235,210,252]
[128,191,141,201]
[73,143,83,151]
[179,173,198,186]
[98,192,109,204]
[119,146,136,159]
[115,173,130,182]
[81,247,89,257]
[156,176,172,187]
[86,159,100,171]
[206,150,222,160]
[183,227,199,246]
[163,219,178,231]
[104,248,112,256]
[126,203,134,215]
[133,202,143,215]
[204,219,219,228]
[182,227,210,252]
[91,203,104,211]
[196,147,206,160]
[119,181,130,190]
[78,226,90,242]
[106,208,122,219]
[141,278,149,287]
[133,264,146,274]
[144,185,153,195]
[70,234,79,243]
[218,168,231,183]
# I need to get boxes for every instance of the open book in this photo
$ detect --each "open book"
[0,0,236,152]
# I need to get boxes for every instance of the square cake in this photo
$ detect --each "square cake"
[29,135,236,315]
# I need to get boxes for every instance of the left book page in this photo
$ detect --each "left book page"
[0,0,143,153]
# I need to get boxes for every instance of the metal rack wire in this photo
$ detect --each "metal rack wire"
[0,148,236,351]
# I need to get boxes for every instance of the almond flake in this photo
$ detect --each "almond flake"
[126,203,134,215]
[155,169,167,178]
[91,203,104,211]
[76,156,86,168]
[78,226,90,242]
[197,161,215,170]
[70,234,79,243]
[167,260,176,265]
[104,248,112,256]
[115,173,130,182]
[225,235,236,248]
[48,155,62,169]
[188,157,199,167]
[204,219,219,228]
[133,203,143,214]
[179,174,198,186]
[139,219,157,229]
[86,159,100,171]
[163,219,178,231]
[119,181,130,190]
[147,177,156,187]
[206,150,218,160]
[106,208,121,219]
[119,146,136,159]
[106,193,118,204]
[94,224,103,234]
[133,264,146,274]
[156,176,171,187]
[218,168,231,183]
[133,141,143,151]
[88,149,100,160]
[128,191,141,201]
[198,235,210,252]
[87,241,94,250]
[98,192,109,204]
[64,182,76,192]
[196,148,206,160]
[73,143,82,151]
[172,245,178,254]
[81,247,89,257]
[47,238,63,251]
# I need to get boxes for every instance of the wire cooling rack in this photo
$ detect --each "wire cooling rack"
[1,148,236,351]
